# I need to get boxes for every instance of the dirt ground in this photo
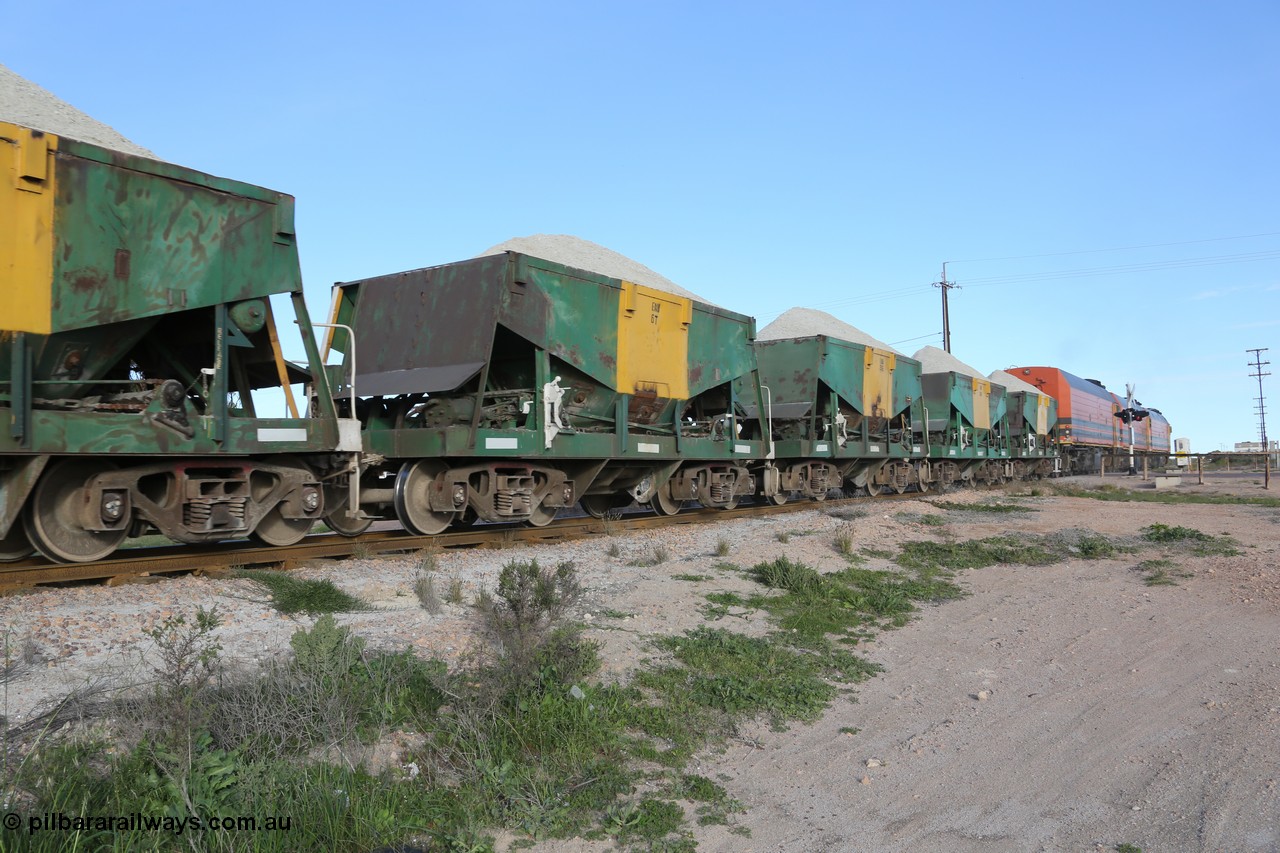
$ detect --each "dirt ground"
[3,472,1278,852]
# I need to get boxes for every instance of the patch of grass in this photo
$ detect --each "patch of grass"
[860,546,894,559]
[1076,533,1119,559]
[601,608,632,619]
[895,529,1130,573]
[775,531,791,543]
[895,537,1059,571]
[1054,483,1280,508]
[638,627,840,729]
[672,573,711,582]
[714,537,731,557]
[746,556,962,642]
[931,500,1035,514]
[705,591,748,607]
[1142,524,1240,556]
[1133,557,1192,587]
[1142,523,1211,543]
[749,556,824,594]
[668,773,745,827]
[606,541,622,558]
[239,570,368,615]
[602,797,689,846]
[702,590,752,619]
[838,726,860,735]
[918,513,947,527]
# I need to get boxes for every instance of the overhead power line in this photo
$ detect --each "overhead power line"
[754,231,1279,324]
[950,229,1280,264]
[960,249,1280,288]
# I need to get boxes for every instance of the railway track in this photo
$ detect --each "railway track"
[0,491,931,593]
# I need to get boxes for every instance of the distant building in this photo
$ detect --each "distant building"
[1233,440,1278,453]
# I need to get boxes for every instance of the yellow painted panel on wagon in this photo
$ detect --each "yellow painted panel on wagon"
[616,280,691,399]
[0,123,57,334]
[862,347,895,419]
[972,377,991,429]
[1036,393,1050,434]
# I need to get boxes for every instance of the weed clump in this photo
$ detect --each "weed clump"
[833,527,855,557]
[414,570,442,613]
[630,545,671,566]
[474,558,595,689]
[1142,523,1240,556]
[749,556,824,594]
[239,570,367,615]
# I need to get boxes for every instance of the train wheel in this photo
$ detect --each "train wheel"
[581,495,618,519]
[767,491,789,506]
[324,486,373,537]
[0,523,35,562]
[393,461,456,535]
[527,504,557,527]
[24,460,129,563]
[251,505,314,546]
[325,508,372,537]
[650,484,683,516]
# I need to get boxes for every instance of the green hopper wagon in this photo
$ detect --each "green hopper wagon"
[0,123,347,562]
[325,252,769,532]
[740,335,927,499]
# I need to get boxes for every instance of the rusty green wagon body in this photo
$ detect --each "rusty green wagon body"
[0,122,347,562]
[325,252,769,531]
[917,368,1013,486]
[737,335,930,499]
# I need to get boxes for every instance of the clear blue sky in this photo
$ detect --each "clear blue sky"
[7,1,1277,453]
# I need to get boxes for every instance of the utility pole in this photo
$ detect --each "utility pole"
[1247,347,1270,490]
[933,262,960,353]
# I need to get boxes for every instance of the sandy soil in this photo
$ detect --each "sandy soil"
[3,472,1278,852]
